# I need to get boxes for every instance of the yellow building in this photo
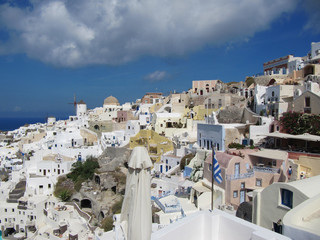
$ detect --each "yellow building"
[129,130,173,162]
[184,105,216,120]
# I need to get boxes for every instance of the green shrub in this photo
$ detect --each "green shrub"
[112,197,123,214]
[67,157,100,191]
[228,142,245,149]
[101,217,114,232]
[58,189,73,201]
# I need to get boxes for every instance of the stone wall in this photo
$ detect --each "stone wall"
[217,106,244,123]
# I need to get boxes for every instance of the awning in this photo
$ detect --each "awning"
[249,149,287,161]
[258,131,320,142]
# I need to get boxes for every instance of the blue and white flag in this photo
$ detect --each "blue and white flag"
[213,149,223,184]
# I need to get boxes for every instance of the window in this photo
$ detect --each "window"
[241,182,245,189]
[234,163,240,176]
[256,178,262,187]
[281,189,293,208]
[272,160,277,167]
[305,97,310,107]
[233,191,238,198]
[5,209,7,212]
[12,209,14,212]
[48,184,51,189]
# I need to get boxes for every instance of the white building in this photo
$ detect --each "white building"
[265,85,294,118]
[154,153,182,175]
[253,175,320,239]
[152,209,290,240]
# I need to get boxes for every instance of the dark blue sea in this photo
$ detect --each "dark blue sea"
[0,117,47,131]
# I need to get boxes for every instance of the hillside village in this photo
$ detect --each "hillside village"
[0,42,320,240]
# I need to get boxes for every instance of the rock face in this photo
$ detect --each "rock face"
[74,147,131,223]
[218,105,244,123]
[98,147,132,172]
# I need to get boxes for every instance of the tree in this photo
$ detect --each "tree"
[245,77,254,87]
[58,189,73,201]
[67,156,100,191]
[280,112,320,135]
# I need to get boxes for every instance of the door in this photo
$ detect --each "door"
[240,190,245,203]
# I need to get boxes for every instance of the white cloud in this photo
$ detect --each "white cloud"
[0,0,299,67]
[144,70,168,82]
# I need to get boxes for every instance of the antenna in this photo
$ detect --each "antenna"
[68,94,77,114]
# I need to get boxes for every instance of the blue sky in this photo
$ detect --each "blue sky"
[0,0,319,118]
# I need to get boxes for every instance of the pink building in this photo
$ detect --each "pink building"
[201,149,288,209]
[192,80,222,96]
[116,110,134,123]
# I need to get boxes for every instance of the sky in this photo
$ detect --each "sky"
[0,0,319,118]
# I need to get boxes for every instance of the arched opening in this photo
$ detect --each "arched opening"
[80,199,92,209]
[111,186,117,194]
[304,65,314,77]
[4,228,16,237]
[95,175,100,185]
[164,107,171,113]
[268,79,276,86]
[100,211,105,219]
[94,125,100,130]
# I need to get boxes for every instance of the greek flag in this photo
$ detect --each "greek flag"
[213,149,223,184]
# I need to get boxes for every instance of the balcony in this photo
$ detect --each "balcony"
[26,220,36,226]
[18,205,27,210]
[253,166,280,174]
[5,222,14,228]
[226,171,254,180]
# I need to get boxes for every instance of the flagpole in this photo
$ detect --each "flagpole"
[211,147,214,211]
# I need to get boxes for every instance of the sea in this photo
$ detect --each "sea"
[0,117,47,131]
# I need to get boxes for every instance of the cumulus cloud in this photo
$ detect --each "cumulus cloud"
[303,0,320,33]
[0,0,299,67]
[144,70,168,82]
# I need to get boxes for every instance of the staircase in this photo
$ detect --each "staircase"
[7,180,26,203]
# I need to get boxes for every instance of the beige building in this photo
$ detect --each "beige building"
[204,93,232,110]
[192,80,223,96]
[171,93,189,113]
[292,91,320,114]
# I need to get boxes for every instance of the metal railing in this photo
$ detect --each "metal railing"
[253,166,280,174]
[226,171,254,180]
